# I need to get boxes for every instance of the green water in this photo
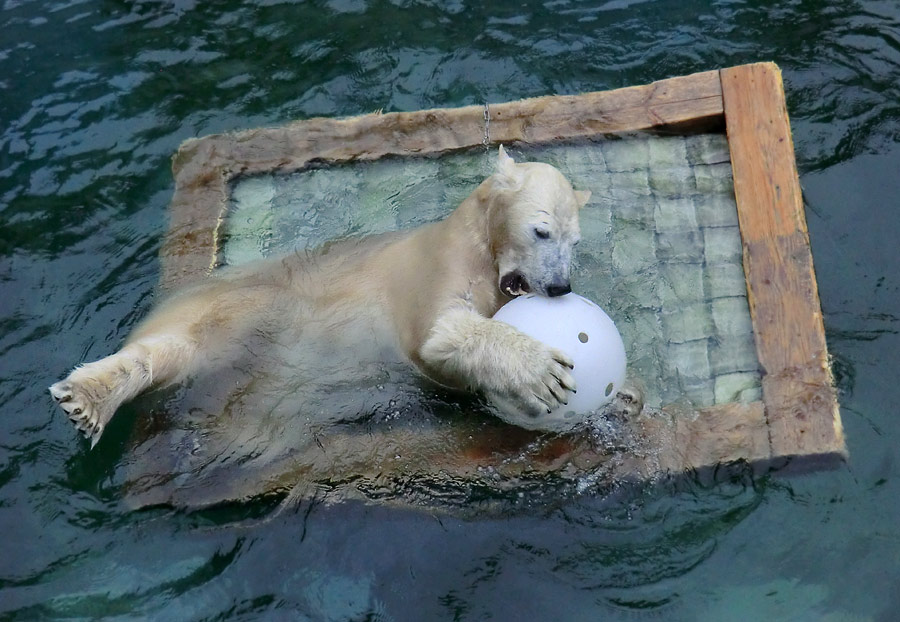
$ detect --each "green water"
[2,1,899,620]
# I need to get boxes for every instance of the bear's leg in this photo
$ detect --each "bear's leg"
[420,305,576,415]
[49,334,197,448]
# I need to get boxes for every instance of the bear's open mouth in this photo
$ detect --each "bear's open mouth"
[500,271,531,297]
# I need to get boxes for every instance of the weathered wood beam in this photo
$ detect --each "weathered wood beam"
[721,62,845,467]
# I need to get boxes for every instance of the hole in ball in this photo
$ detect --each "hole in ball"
[578,332,589,343]
[564,410,577,419]
[605,382,614,397]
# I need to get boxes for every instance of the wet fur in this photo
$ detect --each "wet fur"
[50,147,591,447]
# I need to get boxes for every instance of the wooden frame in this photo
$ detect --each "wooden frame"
[159,62,844,487]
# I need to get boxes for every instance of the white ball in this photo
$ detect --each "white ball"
[492,292,627,431]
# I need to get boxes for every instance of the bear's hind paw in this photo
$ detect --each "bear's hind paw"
[49,379,110,449]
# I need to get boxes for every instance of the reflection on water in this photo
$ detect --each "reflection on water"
[2,0,900,620]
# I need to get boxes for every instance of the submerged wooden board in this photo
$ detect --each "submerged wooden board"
[153,63,843,505]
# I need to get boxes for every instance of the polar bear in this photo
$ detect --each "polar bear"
[50,146,591,448]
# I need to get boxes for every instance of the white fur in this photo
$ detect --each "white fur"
[50,146,592,446]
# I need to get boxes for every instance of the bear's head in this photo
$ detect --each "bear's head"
[488,146,590,298]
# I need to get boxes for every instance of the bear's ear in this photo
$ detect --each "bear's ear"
[574,190,592,209]
[494,145,523,190]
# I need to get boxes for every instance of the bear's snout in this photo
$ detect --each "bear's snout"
[546,282,571,297]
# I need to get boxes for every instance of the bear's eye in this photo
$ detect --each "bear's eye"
[534,228,551,240]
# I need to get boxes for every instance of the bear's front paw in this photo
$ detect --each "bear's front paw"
[488,345,576,423]
[525,346,576,414]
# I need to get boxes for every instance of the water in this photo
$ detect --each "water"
[2,1,900,619]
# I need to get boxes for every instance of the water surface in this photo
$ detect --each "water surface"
[2,1,900,619]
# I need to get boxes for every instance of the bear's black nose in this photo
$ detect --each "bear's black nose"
[547,282,571,297]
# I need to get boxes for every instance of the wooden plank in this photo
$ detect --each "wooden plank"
[651,401,771,473]
[123,400,767,510]
[219,68,722,176]
[482,69,723,142]
[159,138,231,289]
[721,62,845,463]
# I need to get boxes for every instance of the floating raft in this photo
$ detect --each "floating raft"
[160,62,845,494]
